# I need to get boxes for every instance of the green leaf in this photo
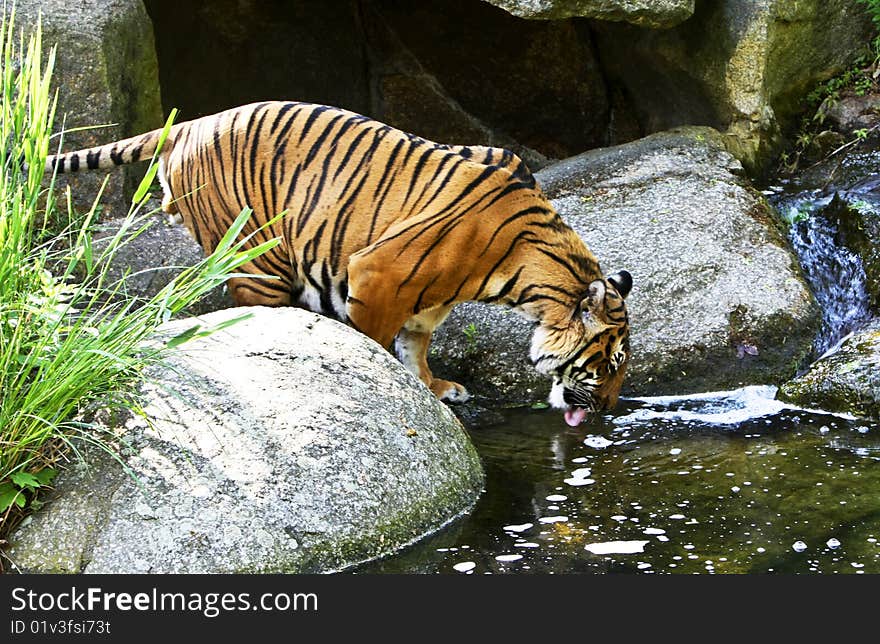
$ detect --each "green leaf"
[10,471,40,489]
[33,467,57,486]
[0,482,23,512]
[166,324,203,349]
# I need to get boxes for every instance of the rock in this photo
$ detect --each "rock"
[93,209,232,316]
[483,0,695,28]
[368,1,609,161]
[10,0,163,218]
[144,0,371,119]
[7,308,484,573]
[431,127,820,403]
[778,321,880,418]
[823,92,880,135]
[592,0,873,172]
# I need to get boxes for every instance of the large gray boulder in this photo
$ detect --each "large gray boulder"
[431,127,820,402]
[778,321,880,419]
[593,0,873,172]
[6,308,484,573]
[483,0,695,28]
[11,0,163,218]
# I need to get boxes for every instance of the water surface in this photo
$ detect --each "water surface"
[357,387,880,574]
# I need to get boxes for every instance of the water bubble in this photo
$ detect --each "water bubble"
[538,516,568,524]
[546,494,567,502]
[453,562,475,573]
[643,527,666,535]
[792,541,808,552]
[564,477,595,486]
[669,514,686,520]
[827,538,841,549]
[669,448,682,455]
[503,523,533,533]
[731,486,741,493]
[495,554,523,562]
[584,540,649,555]
[584,435,613,449]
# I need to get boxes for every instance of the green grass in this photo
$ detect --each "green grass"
[0,13,280,539]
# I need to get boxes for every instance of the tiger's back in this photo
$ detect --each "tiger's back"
[150,103,537,317]
[47,100,632,418]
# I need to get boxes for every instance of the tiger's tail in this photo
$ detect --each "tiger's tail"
[44,129,166,174]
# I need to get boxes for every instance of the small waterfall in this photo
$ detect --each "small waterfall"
[767,150,880,356]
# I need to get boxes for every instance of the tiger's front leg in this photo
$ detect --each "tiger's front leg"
[394,308,470,403]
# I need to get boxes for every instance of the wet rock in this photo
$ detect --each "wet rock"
[778,321,880,418]
[593,0,873,172]
[7,308,484,573]
[10,0,163,218]
[483,0,695,28]
[431,127,820,403]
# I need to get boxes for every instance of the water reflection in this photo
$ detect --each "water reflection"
[355,387,880,574]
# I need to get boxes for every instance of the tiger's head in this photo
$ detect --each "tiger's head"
[530,270,632,426]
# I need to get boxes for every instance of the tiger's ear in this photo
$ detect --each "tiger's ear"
[582,279,606,315]
[607,270,632,299]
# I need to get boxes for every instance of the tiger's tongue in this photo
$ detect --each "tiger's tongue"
[564,407,588,427]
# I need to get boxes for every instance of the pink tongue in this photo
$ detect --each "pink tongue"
[564,407,588,427]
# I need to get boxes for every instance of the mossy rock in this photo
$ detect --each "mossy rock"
[778,323,880,418]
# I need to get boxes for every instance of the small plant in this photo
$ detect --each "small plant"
[463,322,479,354]
[780,202,813,226]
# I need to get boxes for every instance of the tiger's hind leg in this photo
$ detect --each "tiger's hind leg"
[394,306,470,403]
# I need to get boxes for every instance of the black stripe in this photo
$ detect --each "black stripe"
[110,146,124,165]
[478,206,549,256]
[297,105,331,145]
[68,154,79,172]
[302,113,345,170]
[86,150,100,169]
[479,266,524,304]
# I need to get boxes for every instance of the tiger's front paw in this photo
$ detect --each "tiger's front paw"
[431,379,471,403]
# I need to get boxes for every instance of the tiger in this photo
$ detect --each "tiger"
[45,101,632,425]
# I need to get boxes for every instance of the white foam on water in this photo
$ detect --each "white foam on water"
[453,562,475,573]
[495,554,523,562]
[584,540,649,555]
[539,516,568,524]
[584,435,613,449]
[620,385,860,427]
[571,467,592,478]
[503,523,533,533]
[546,494,567,502]
[643,527,665,535]
[564,477,595,486]
[515,542,540,548]
[669,514,686,520]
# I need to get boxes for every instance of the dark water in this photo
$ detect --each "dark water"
[356,387,880,574]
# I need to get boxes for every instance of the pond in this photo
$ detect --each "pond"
[356,386,880,574]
